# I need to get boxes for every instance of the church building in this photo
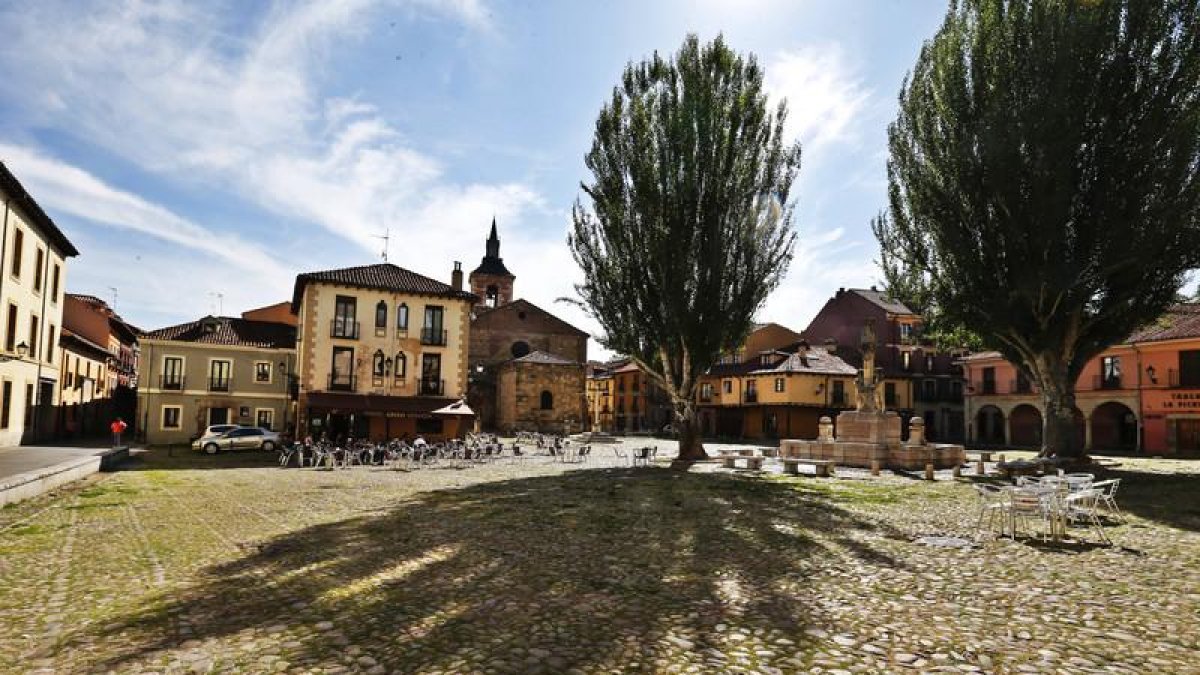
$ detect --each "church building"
[466,220,588,433]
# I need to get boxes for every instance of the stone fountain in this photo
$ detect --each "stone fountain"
[779,320,965,470]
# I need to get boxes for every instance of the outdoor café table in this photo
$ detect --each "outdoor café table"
[1001,484,1068,542]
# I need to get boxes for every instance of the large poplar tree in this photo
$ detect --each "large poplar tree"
[568,34,800,460]
[878,0,1200,456]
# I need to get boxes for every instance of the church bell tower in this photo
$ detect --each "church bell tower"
[469,218,516,312]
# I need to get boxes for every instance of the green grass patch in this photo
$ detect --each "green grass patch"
[7,524,51,536]
[79,484,139,499]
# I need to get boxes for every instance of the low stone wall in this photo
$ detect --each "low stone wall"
[779,439,966,470]
[0,447,129,507]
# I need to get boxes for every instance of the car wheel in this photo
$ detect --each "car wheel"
[204,442,220,455]
[262,441,275,453]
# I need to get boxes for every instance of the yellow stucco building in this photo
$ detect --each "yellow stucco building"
[292,263,476,441]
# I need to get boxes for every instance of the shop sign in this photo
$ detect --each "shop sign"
[1163,392,1200,410]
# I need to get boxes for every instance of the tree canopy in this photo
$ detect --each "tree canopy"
[568,34,801,459]
[877,0,1200,455]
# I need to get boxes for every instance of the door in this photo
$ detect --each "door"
[1178,419,1200,453]
[209,407,229,425]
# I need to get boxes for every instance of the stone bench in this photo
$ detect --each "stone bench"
[780,458,835,477]
[720,453,763,470]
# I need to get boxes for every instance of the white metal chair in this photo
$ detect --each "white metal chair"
[1006,487,1059,541]
[973,484,1007,539]
[1063,488,1112,545]
[1090,479,1124,522]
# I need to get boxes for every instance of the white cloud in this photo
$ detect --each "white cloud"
[766,44,871,153]
[0,0,560,328]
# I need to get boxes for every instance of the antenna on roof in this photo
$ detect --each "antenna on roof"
[373,228,390,262]
[107,286,117,310]
[208,291,224,316]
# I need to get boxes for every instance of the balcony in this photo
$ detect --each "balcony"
[1167,369,1200,388]
[159,374,185,391]
[743,390,758,404]
[1094,374,1123,390]
[420,378,445,396]
[328,374,356,392]
[1010,379,1034,394]
[330,319,360,339]
[420,328,448,346]
[207,377,231,393]
[979,380,997,395]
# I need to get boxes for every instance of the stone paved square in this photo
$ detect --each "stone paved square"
[0,443,1197,674]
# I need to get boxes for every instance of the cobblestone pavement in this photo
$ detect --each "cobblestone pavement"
[0,441,1197,674]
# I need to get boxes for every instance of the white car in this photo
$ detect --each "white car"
[192,427,281,454]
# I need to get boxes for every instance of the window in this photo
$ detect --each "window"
[901,323,913,339]
[4,304,15,352]
[1100,356,1121,388]
[256,409,275,430]
[422,306,445,345]
[396,303,409,331]
[33,248,44,292]
[24,383,33,427]
[331,346,354,390]
[884,382,897,407]
[161,406,182,430]
[375,300,388,336]
[926,354,934,372]
[333,295,357,338]
[982,367,996,394]
[28,314,38,360]
[511,341,530,358]
[394,352,406,379]
[923,379,936,400]
[723,380,732,394]
[540,390,554,410]
[46,325,55,363]
[0,381,10,428]
[700,382,713,401]
[255,362,272,383]
[775,377,785,393]
[902,351,912,371]
[485,285,499,308]
[373,349,387,377]
[51,264,60,302]
[10,228,22,279]
[1181,350,1200,387]
[832,379,847,406]
[209,360,232,391]
[162,357,184,389]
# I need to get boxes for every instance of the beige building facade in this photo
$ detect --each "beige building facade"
[496,351,587,433]
[0,162,79,446]
[292,263,475,442]
[137,316,296,445]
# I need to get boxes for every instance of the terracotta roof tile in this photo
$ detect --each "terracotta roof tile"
[142,316,295,349]
[292,263,476,309]
[1129,303,1200,343]
[752,349,858,376]
[851,288,916,315]
[511,350,578,365]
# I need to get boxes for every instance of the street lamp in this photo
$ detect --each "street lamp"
[0,342,28,363]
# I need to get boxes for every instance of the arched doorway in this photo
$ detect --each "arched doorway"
[976,405,1006,445]
[1009,404,1043,447]
[1091,402,1137,451]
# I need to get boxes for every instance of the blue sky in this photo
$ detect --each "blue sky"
[0,0,947,356]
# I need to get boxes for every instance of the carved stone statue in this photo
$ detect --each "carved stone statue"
[856,319,882,413]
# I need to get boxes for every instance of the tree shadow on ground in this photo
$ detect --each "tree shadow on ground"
[1093,465,1200,533]
[72,468,910,673]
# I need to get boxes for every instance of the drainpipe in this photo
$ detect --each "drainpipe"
[0,199,8,320]
[1134,342,1144,453]
[35,240,50,441]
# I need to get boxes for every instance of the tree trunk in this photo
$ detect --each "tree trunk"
[1036,361,1082,458]
[672,397,707,461]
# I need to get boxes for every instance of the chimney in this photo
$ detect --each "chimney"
[451,261,463,291]
[824,337,837,354]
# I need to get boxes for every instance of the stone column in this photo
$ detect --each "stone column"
[1084,414,1093,451]
[818,416,834,442]
[908,416,925,445]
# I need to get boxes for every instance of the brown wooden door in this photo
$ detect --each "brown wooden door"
[1177,419,1200,452]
